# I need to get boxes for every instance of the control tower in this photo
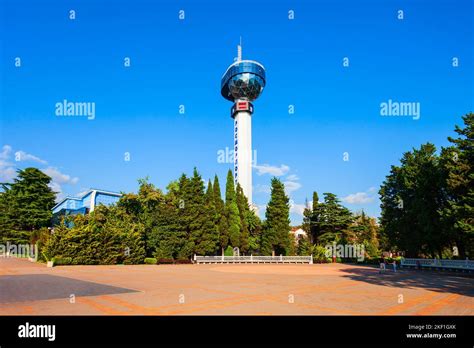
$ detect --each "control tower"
[221,44,266,204]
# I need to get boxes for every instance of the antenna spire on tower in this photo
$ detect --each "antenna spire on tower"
[237,37,242,61]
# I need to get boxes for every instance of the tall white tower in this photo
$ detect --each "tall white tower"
[221,44,266,204]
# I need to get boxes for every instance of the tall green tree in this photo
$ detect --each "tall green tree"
[440,113,474,257]
[213,175,228,254]
[261,178,291,255]
[379,143,447,257]
[301,198,312,242]
[225,170,241,248]
[297,235,312,256]
[247,208,262,254]
[350,211,380,259]
[191,181,219,255]
[311,192,322,241]
[236,183,250,254]
[118,177,163,256]
[0,168,56,243]
[315,193,353,245]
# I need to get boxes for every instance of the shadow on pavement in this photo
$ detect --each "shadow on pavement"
[0,274,138,303]
[339,266,474,297]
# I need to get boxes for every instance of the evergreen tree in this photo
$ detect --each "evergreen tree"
[311,191,322,243]
[191,181,219,255]
[213,175,228,254]
[186,168,209,257]
[247,208,263,254]
[0,168,56,243]
[297,235,312,256]
[225,170,241,248]
[261,178,291,255]
[174,172,196,257]
[379,143,447,257]
[316,193,353,245]
[302,198,312,243]
[440,113,474,257]
[44,205,146,265]
[350,211,380,259]
[236,183,250,254]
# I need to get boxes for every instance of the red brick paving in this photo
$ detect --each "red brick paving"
[1,257,472,315]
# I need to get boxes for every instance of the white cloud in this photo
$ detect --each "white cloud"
[342,190,376,205]
[284,180,302,194]
[283,171,302,194]
[289,202,306,216]
[0,145,12,160]
[41,167,79,202]
[42,167,79,185]
[286,174,299,181]
[49,181,64,201]
[0,145,16,182]
[253,164,290,176]
[14,150,47,164]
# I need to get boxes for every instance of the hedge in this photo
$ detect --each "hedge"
[144,257,157,264]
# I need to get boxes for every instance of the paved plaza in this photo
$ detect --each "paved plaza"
[0,257,472,315]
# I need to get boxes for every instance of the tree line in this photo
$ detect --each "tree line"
[0,166,379,264]
[0,113,471,263]
[379,113,473,258]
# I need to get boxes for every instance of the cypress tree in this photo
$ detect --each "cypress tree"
[213,175,228,254]
[213,175,225,212]
[225,169,241,248]
[247,208,263,254]
[191,181,219,255]
[187,168,209,257]
[261,178,291,255]
[236,183,250,254]
[311,191,322,243]
[302,198,312,243]
[175,173,195,259]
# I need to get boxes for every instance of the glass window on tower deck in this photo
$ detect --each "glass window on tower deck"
[221,60,266,102]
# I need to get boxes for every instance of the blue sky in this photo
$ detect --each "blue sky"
[1,0,473,224]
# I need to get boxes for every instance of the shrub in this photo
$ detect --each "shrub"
[43,205,146,265]
[144,257,157,264]
[385,256,402,265]
[175,259,192,264]
[224,246,234,256]
[157,258,174,264]
[52,256,72,266]
[312,245,331,263]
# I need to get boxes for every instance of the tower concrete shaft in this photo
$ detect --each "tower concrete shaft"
[232,99,253,204]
